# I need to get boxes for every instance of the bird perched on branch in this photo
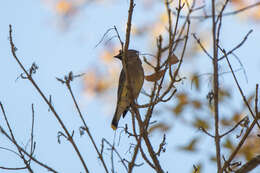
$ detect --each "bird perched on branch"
[111,49,144,130]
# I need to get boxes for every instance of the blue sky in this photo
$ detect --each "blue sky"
[0,0,260,173]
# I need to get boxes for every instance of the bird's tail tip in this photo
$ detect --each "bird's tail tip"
[111,117,118,130]
[111,124,117,131]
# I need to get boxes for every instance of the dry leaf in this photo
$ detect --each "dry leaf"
[223,138,235,151]
[191,73,200,91]
[192,117,209,130]
[148,123,170,134]
[168,54,179,65]
[177,93,188,104]
[173,103,184,115]
[221,118,233,126]
[192,100,201,109]
[238,135,260,160]
[219,89,231,102]
[145,69,166,82]
[232,112,243,122]
[179,138,199,152]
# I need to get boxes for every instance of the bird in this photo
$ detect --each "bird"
[111,49,144,130]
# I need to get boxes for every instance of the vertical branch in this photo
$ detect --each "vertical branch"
[29,104,36,164]
[255,84,259,119]
[134,110,164,172]
[211,0,221,172]
[165,0,178,81]
[122,0,135,76]
[128,113,142,172]
[128,139,141,172]
[120,1,164,171]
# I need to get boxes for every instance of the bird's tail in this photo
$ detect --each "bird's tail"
[111,103,129,130]
[111,113,119,130]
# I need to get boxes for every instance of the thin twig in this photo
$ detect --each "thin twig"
[8,25,89,173]
[174,2,260,20]
[0,103,34,173]
[95,27,114,48]
[255,84,259,119]
[28,104,36,165]
[220,117,248,138]
[235,155,260,173]
[200,127,215,138]
[114,25,124,49]
[0,125,58,173]
[64,78,109,173]
[102,138,128,172]
[0,166,27,170]
[192,33,213,59]
[219,30,253,61]
[220,84,259,172]
[221,119,258,172]
[219,47,260,129]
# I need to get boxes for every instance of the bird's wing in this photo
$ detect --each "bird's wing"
[117,69,126,99]
[117,69,129,118]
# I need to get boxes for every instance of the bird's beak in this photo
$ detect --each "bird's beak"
[114,52,122,60]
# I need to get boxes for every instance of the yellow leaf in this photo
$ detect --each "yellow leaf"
[100,50,113,64]
[56,0,71,14]
[160,12,168,24]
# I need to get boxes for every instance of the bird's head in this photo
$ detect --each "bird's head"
[114,49,139,60]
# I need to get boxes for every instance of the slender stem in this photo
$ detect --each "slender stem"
[0,103,34,173]
[221,120,257,172]
[211,0,221,172]
[65,82,109,173]
[8,25,89,173]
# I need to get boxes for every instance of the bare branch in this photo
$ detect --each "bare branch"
[102,138,128,172]
[174,2,260,20]
[220,116,249,138]
[0,102,58,173]
[199,127,215,138]
[211,0,222,171]
[235,155,260,173]
[192,33,213,59]
[218,47,260,129]
[219,30,253,61]
[8,25,89,173]
[62,72,109,173]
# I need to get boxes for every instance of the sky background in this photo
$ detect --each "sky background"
[0,0,260,172]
